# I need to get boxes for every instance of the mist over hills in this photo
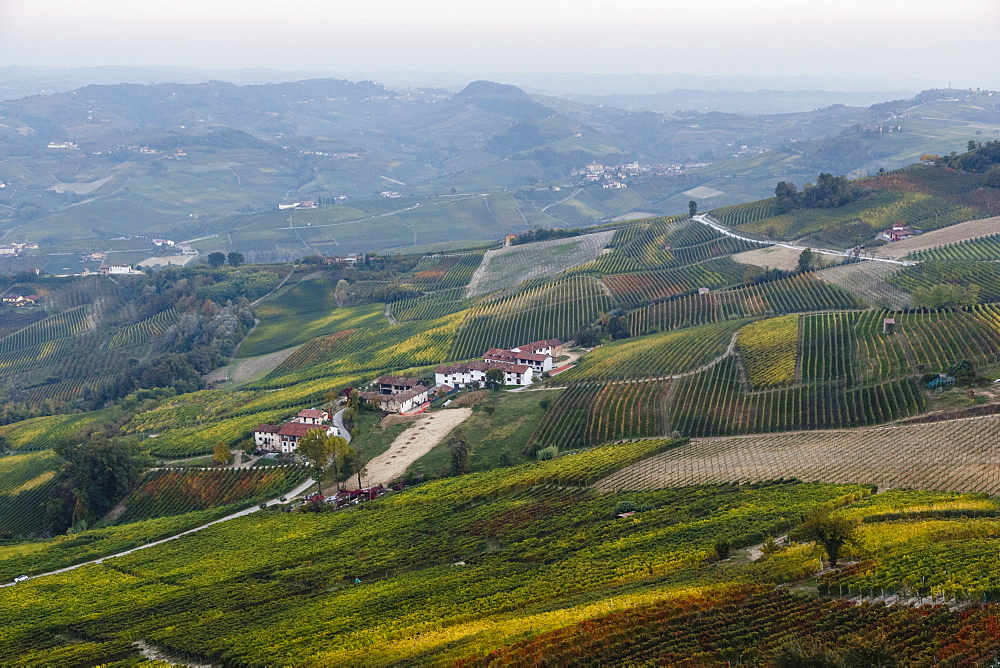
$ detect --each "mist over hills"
[0,65,922,113]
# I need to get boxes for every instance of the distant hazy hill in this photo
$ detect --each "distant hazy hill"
[0,78,994,266]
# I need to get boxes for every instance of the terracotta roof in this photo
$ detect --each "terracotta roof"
[253,424,281,434]
[378,375,420,386]
[436,361,529,374]
[519,339,562,351]
[393,385,428,402]
[483,348,517,360]
[278,422,319,437]
[297,409,328,419]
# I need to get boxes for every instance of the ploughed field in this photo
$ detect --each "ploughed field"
[595,414,1000,494]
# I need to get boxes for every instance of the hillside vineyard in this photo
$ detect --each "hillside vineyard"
[3,81,1000,665]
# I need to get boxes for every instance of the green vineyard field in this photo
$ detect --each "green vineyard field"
[630,273,862,335]
[403,252,484,289]
[908,232,1000,262]
[526,381,670,452]
[556,320,744,383]
[890,260,1000,300]
[668,358,925,437]
[0,450,61,537]
[601,257,746,307]
[0,306,90,354]
[450,276,613,360]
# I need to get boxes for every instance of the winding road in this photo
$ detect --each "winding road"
[333,407,352,443]
[690,214,915,267]
[0,477,317,588]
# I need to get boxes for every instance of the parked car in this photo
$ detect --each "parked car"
[13,575,28,583]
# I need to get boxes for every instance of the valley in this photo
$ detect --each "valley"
[3,80,1000,665]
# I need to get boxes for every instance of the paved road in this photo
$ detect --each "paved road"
[333,407,352,443]
[0,477,316,588]
[690,214,914,267]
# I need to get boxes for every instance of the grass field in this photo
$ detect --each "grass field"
[595,413,1000,494]
[406,390,564,478]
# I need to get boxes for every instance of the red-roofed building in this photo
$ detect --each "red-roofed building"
[483,346,554,373]
[274,421,340,453]
[434,361,533,388]
[377,376,421,395]
[294,408,329,424]
[513,339,563,357]
[252,424,281,449]
[360,384,429,413]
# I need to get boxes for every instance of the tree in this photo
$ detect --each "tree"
[985,165,1000,189]
[212,442,231,466]
[536,445,557,461]
[448,429,471,475]
[45,437,152,534]
[774,181,799,213]
[798,510,857,567]
[606,315,630,340]
[911,283,979,309]
[797,248,814,273]
[342,447,368,489]
[227,252,245,267]
[297,430,348,495]
[207,252,226,268]
[574,326,601,347]
[484,367,505,391]
[688,200,697,217]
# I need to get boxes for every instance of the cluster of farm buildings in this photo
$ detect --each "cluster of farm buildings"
[0,242,38,256]
[252,409,340,454]
[435,339,562,390]
[1,293,39,306]
[249,339,562,454]
[361,339,563,414]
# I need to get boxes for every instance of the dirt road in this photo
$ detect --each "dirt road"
[874,215,1000,259]
[352,408,472,488]
[0,477,316,588]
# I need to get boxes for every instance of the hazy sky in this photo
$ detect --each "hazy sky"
[1,0,999,88]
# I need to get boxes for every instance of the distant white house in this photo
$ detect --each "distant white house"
[433,339,563,389]
[293,408,330,425]
[278,201,317,210]
[483,348,554,374]
[99,264,141,275]
[435,361,533,388]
